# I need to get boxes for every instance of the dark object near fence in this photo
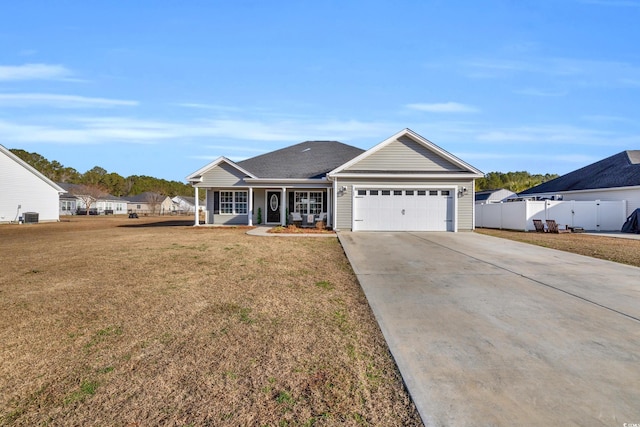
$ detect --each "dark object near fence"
[23,212,39,223]
[76,208,98,215]
[129,212,139,219]
[621,208,640,234]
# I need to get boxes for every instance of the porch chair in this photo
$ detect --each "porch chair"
[289,212,303,227]
[314,212,327,225]
[532,219,546,232]
[546,219,571,234]
[301,213,316,228]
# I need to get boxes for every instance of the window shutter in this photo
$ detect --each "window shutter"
[288,192,294,214]
[322,190,328,213]
[213,191,220,214]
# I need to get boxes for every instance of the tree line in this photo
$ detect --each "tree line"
[10,148,194,198]
[475,171,559,193]
[10,148,558,197]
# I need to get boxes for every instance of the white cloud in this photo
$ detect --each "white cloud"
[406,102,479,113]
[514,88,568,97]
[0,116,398,146]
[0,93,138,108]
[581,114,634,123]
[463,56,640,88]
[204,145,267,153]
[578,0,640,6]
[476,125,617,145]
[175,103,243,112]
[457,151,598,164]
[0,63,72,81]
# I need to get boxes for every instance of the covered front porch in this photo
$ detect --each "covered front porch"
[193,184,333,228]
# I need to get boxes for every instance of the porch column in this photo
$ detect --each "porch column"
[281,187,286,226]
[327,187,332,228]
[194,187,199,226]
[333,179,338,230]
[248,187,253,226]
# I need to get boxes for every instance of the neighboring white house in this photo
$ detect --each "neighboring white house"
[57,182,128,215]
[0,144,66,223]
[171,195,197,214]
[475,189,517,205]
[520,150,640,217]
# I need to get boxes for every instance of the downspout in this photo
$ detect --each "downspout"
[471,184,475,231]
[248,187,253,226]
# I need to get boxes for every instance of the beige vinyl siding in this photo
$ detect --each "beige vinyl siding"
[335,178,475,231]
[458,179,475,230]
[199,163,247,187]
[344,136,464,172]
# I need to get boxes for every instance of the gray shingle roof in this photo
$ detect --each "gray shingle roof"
[127,192,166,203]
[520,150,640,195]
[237,141,365,179]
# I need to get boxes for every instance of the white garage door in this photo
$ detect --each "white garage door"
[353,189,454,231]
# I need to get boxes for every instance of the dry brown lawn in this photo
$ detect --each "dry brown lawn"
[0,217,422,426]
[476,228,640,268]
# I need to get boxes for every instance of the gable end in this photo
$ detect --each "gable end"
[344,135,464,173]
[199,162,249,187]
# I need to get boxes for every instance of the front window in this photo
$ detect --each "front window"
[294,191,323,215]
[220,191,248,215]
[234,191,247,214]
[61,200,75,211]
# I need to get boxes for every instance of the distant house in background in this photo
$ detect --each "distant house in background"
[475,189,517,205]
[172,196,197,214]
[519,151,640,216]
[127,192,173,215]
[57,182,128,215]
[59,190,79,215]
[1,144,66,223]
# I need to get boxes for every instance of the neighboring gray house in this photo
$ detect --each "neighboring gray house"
[1,144,66,223]
[475,189,517,205]
[57,182,128,215]
[519,150,640,216]
[127,192,173,215]
[186,128,483,231]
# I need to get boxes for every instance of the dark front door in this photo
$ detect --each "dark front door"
[266,191,281,223]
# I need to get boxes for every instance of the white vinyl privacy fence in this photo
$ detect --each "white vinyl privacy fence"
[476,200,627,231]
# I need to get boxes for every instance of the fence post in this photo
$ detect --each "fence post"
[545,200,549,220]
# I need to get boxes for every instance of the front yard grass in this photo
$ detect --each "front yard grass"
[476,228,640,268]
[0,217,422,426]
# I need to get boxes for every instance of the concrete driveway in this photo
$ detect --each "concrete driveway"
[338,231,640,426]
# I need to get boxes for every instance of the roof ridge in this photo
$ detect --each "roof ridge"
[521,150,640,194]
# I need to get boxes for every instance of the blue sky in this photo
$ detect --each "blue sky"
[1,1,639,182]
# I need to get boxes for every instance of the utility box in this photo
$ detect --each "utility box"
[23,212,39,223]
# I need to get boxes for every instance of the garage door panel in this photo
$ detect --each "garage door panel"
[353,189,453,232]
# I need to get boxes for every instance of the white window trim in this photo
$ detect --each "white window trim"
[220,190,249,215]
[294,191,323,215]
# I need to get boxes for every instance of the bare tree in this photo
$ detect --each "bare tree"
[71,184,107,215]
[144,192,166,215]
